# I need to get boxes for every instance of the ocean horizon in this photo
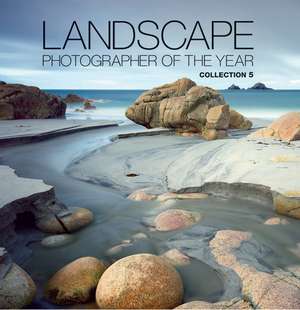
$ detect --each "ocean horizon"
[45,89,300,123]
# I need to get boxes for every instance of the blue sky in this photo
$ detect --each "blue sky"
[0,0,300,89]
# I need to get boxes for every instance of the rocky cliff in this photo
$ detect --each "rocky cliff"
[0,83,66,120]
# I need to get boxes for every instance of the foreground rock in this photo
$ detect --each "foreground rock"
[0,254,36,308]
[45,257,106,305]
[154,209,201,231]
[126,78,251,139]
[0,165,67,248]
[0,83,66,119]
[250,112,300,141]
[36,207,93,233]
[64,94,85,103]
[96,254,183,309]
[175,298,250,309]
[210,230,300,308]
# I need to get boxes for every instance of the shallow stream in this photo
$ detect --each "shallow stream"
[0,125,299,308]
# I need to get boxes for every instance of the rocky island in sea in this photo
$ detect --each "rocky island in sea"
[1,78,300,309]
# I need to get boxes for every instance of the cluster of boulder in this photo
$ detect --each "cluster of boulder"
[126,78,252,140]
[0,82,66,120]
[34,254,184,309]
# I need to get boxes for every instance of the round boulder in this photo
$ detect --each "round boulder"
[36,208,93,234]
[96,253,183,309]
[154,209,201,231]
[45,256,106,305]
[0,263,36,308]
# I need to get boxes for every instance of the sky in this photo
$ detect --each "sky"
[0,0,300,89]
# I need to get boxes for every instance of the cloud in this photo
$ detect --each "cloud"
[0,67,48,77]
[289,79,300,85]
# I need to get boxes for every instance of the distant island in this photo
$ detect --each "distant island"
[228,84,240,90]
[227,82,273,90]
[248,82,272,90]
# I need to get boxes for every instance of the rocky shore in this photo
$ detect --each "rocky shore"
[1,79,300,309]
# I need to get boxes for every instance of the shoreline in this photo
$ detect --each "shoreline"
[1,118,300,308]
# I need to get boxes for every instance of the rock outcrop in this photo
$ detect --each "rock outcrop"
[250,112,300,142]
[0,83,66,120]
[45,257,106,305]
[126,78,250,139]
[228,84,240,90]
[0,165,65,248]
[84,100,96,110]
[96,254,183,309]
[210,230,300,308]
[248,82,272,90]
[64,94,85,103]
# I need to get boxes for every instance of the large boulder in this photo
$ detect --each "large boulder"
[126,78,228,135]
[0,83,66,119]
[206,104,230,130]
[45,256,106,305]
[0,261,36,308]
[250,112,300,141]
[96,254,183,309]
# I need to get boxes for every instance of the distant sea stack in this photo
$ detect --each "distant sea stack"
[64,93,85,103]
[228,84,240,90]
[249,82,272,90]
[0,83,66,120]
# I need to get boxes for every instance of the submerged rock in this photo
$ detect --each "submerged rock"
[84,100,96,110]
[264,217,289,225]
[45,256,106,305]
[0,83,66,120]
[157,192,208,202]
[96,254,183,309]
[154,209,201,231]
[127,189,156,201]
[160,249,191,266]
[64,94,85,103]
[36,208,93,233]
[0,263,36,308]
[41,234,74,248]
[250,112,300,141]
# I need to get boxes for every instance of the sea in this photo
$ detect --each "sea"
[45,89,300,124]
